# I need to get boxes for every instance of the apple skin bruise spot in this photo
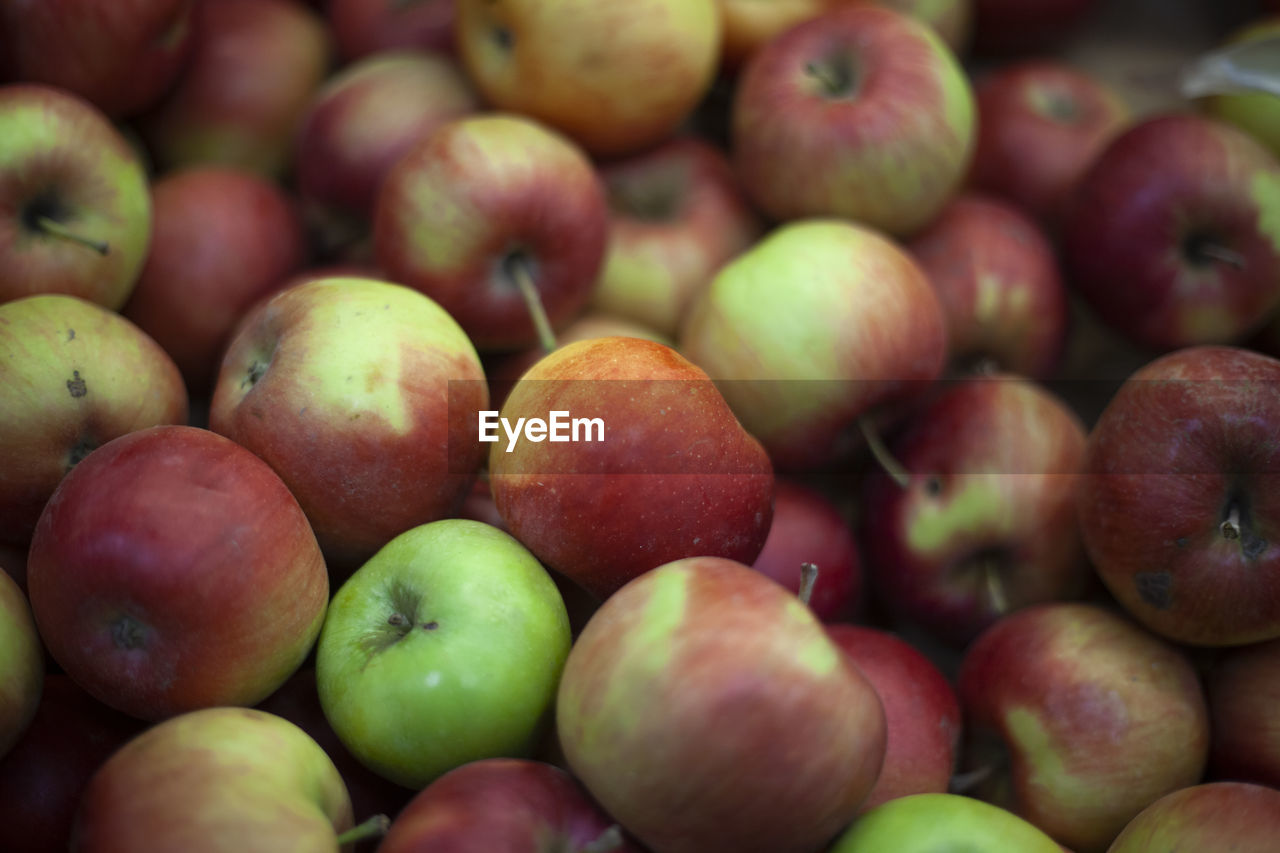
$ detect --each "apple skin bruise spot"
[67,369,87,398]
[1135,571,1173,610]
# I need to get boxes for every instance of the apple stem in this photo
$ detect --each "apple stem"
[1194,242,1247,270]
[798,562,820,607]
[335,814,390,847]
[581,824,624,853]
[34,215,110,256]
[1222,505,1241,540]
[949,764,994,794]
[984,561,1009,615]
[858,416,910,488]
[504,253,557,355]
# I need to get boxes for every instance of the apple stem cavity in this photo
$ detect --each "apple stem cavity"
[335,814,390,847]
[985,561,1009,615]
[580,824,625,853]
[858,416,910,488]
[1222,505,1242,540]
[804,54,858,99]
[798,562,820,607]
[503,251,557,355]
[1185,235,1246,270]
[33,215,110,256]
[948,764,994,794]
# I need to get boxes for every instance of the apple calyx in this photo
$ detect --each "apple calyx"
[1030,88,1081,124]
[579,824,625,853]
[798,562,820,607]
[858,416,910,488]
[335,814,391,847]
[502,250,558,354]
[804,53,860,100]
[1184,231,1247,270]
[27,209,110,257]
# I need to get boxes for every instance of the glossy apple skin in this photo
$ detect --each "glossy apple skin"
[827,624,960,812]
[969,0,1099,55]
[316,519,572,790]
[591,136,762,339]
[969,61,1129,232]
[752,479,862,622]
[1077,345,1280,647]
[138,0,331,178]
[679,219,948,472]
[327,0,456,62]
[908,193,1069,377]
[956,603,1210,852]
[27,425,329,721]
[0,569,42,759]
[210,277,488,574]
[1062,113,1280,352]
[557,556,887,853]
[0,84,152,310]
[489,336,775,600]
[71,707,355,853]
[0,0,193,118]
[830,792,1065,852]
[122,167,306,395]
[731,5,975,237]
[1108,782,1280,852]
[0,675,146,853]
[1206,636,1280,787]
[380,758,643,853]
[374,113,608,352]
[0,294,188,546]
[456,0,721,158]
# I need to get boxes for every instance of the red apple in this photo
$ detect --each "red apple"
[326,0,456,62]
[1076,345,1280,647]
[26,425,330,721]
[969,0,1100,55]
[1108,782,1280,852]
[122,166,307,395]
[1207,637,1280,787]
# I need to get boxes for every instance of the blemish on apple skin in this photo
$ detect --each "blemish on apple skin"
[1134,571,1173,610]
[66,328,75,341]
[66,370,87,398]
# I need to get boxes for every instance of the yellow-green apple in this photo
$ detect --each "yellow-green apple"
[907,193,1069,378]
[0,84,152,310]
[955,603,1210,852]
[327,0,456,62]
[1107,781,1280,852]
[1076,345,1280,647]
[26,425,329,721]
[0,0,194,118]
[590,136,762,339]
[209,276,489,575]
[829,792,1065,852]
[122,166,307,395]
[0,675,145,853]
[826,624,961,811]
[454,0,721,158]
[316,519,571,789]
[0,293,188,547]
[0,569,41,759]
[969,60,1129,232]
[71,707,366,852]
[969,0,1100,55]
[1197,16,1280,158]
[1061,113,1280,352]
[678,218,948,472]
[488,336,775,600]
[556,556,887,853]
[379,758,642,853]
[373,113,608,352]
[730,5,975,237]
[1207,637,1280,786]
[137,0,331,178]
[753,479,862,622]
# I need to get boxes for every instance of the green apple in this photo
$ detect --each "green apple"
[830,793,1064,852]
[1198,16,1280,158]
[316,518,572,790]
[0,568,42,759]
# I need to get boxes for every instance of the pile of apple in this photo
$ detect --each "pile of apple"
[4,0,1280,851]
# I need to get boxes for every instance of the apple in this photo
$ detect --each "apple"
[969,60,1130,232]
[590,136,762,339]
[1061,112,1280,352]
[71,707,368,852]
[27,424,329,721]
[730,5,975,237]
[678,218,948,473]
[455,0,722,158]
[137,0,332,179]
[0,84,152,311]
[556,556,888,853]
[0,569,42,760]
[1076,345,1280,647]
[956,602,1210,852]
[1107,781,1280,852]
[907,193,1070,378]
[826,624,961,811]
[1196,15,1280,159]
[752,479,862,622]
[379,758,642,852]
[327,0,456,62]
[374,113,609,353]
[209,276,490,575]
[316,519,572,790]
[969,0,1100,55]
[829,792,1064,852]
[0,0,194,118]
[872,0,972,56]
[0,293,188,547]
[1206,636,1280,787]
[0,675,146,853]
[122,166,307,395]
[488,335,775,600]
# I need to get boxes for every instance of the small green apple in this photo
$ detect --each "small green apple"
[316,519,572,790]
[830,793,1064,852]
[0,568,42,758]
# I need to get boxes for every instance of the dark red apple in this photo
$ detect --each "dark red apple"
[969,0,1101,55]
[1207,637,1280,787]
[326,0,456,62]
